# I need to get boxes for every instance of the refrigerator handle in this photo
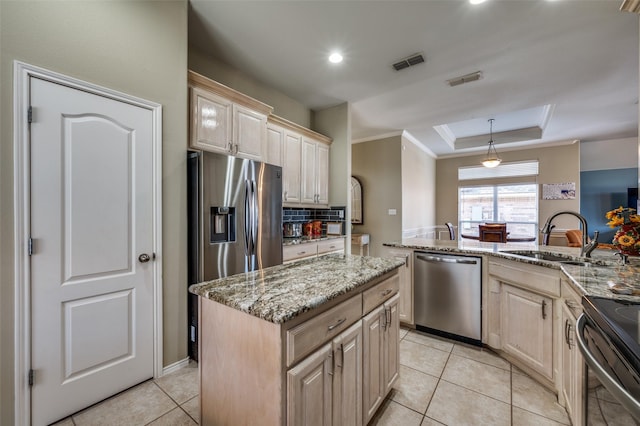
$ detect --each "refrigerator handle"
[251,180,259,254]
[244,179,253,256]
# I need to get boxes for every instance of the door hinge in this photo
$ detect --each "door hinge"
[27,106,33,124]
[28,237,33,256]
[28,369,34,387]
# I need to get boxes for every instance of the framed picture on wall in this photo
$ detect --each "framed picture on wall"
[542,182,576,200]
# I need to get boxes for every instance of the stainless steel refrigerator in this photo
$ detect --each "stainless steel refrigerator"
[187,151,283,359]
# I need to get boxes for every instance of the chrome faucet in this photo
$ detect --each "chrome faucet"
[540,210,599,258]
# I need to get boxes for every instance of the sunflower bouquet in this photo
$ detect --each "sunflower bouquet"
[607,206,640,254]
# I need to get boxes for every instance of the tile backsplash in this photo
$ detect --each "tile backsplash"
[283,207,346,234]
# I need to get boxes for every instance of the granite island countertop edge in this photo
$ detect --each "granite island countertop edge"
[189,254,405,324]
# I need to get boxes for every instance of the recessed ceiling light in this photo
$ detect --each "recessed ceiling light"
[469,0,487,4]
[328,52,343,64]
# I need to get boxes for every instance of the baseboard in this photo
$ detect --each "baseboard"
[161,357,191,376]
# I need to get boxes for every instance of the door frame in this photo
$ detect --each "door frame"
[13,61,164,425]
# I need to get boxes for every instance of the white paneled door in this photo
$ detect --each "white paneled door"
[29,76,155,425]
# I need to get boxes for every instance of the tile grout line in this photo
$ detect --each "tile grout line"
[421,345,454,420]
[142,381,186,425]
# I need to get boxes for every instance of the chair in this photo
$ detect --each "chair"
[445,222,456,240]
[565,230,583,248]
[479,223,508,243]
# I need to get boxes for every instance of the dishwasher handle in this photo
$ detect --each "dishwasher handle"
[416,254,478,265]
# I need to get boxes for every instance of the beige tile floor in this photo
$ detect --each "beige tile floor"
[52,327,627,425]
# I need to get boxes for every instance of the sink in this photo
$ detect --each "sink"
[502,250,614,268]
[558,260,593,267]
[502,250,572,262]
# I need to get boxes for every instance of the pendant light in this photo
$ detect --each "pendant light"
[482,118,502,168]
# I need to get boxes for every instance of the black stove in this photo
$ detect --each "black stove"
[583,296,640,375]
[581,296,640,420]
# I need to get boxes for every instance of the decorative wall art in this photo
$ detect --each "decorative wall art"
[542,182,576,200]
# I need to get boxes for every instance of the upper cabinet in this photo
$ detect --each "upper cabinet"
[268,115,332,207]
[188,70,273,161]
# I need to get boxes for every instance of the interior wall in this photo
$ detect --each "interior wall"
[352,137,403,256]
[312,103,351,239]
[580,137,638,171]
[401,135,436,237]
[188,46,311,128]
[0,2,188,424]
[435,143,581,236]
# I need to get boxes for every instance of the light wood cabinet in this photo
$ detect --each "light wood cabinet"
[380,247,413,325]
[266,122,284,167]
[268,115,331,207]
[283,130,302,203]
[298,140,329,205]
[560,280,584,426]
[287,342,333,426]
[501,284,554,380]
[331,321,363,426]
[488,258,560,387]
[283,238,345,263]
[362,293,400,425]
[288,316,363,426]
[188,70,272,160]
[301,137,330,206]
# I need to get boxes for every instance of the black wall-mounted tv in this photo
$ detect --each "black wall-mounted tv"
[628,187,638,210]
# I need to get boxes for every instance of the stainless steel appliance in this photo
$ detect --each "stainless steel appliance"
[577,296,640,423]
[187,151,283,359]
[413,251,482,345]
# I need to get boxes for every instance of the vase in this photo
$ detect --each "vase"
[613,223,640,256]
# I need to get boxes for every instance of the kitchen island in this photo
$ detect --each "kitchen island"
[189,254,405,426]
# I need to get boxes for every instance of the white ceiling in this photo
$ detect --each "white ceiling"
[188,0,639,157]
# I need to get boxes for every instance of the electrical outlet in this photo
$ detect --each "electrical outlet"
[339,210,344,218]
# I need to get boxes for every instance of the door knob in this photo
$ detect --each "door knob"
[138,253,151,263]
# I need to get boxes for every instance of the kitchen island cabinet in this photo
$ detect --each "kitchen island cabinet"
[190,255,404,426]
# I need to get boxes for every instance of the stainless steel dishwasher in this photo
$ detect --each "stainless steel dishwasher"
[413,251,482,345]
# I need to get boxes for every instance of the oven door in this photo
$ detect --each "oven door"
[576,313,640,423]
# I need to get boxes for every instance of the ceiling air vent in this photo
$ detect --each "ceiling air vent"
[447,71,483,87]
[392,53,425,71]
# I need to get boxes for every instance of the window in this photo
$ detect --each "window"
[459,183,538,238]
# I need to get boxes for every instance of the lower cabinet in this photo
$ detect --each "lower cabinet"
[286,273,399,426]
[287,321,362,426]
[380,247,413,326]
[362,293,399,424]
[560,280,584,426]
[501,284,554,380]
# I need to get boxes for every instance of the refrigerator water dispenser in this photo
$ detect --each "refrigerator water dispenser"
[210,206,236,243]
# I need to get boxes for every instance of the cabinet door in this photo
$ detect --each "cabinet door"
[561,301,584,426]
[333,321,363,426]
[362,305,385,424]
[385,249,412,325]
[287,343,333,426]
[316,142,330,206]
[501,284,553,379]
[233,104,265,160]
[301,138,317,204]
[190,86,232,154]
[266,124,284,167]
[384,294,400,394]
[283,131,302,203]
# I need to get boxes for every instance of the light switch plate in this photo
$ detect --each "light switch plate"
[388,209,397,215]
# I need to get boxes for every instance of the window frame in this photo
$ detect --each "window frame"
[458,182,539,237]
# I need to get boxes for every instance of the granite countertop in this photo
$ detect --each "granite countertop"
[189,254,405,324]
[283,234,345,246]
[384,238,640,303]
